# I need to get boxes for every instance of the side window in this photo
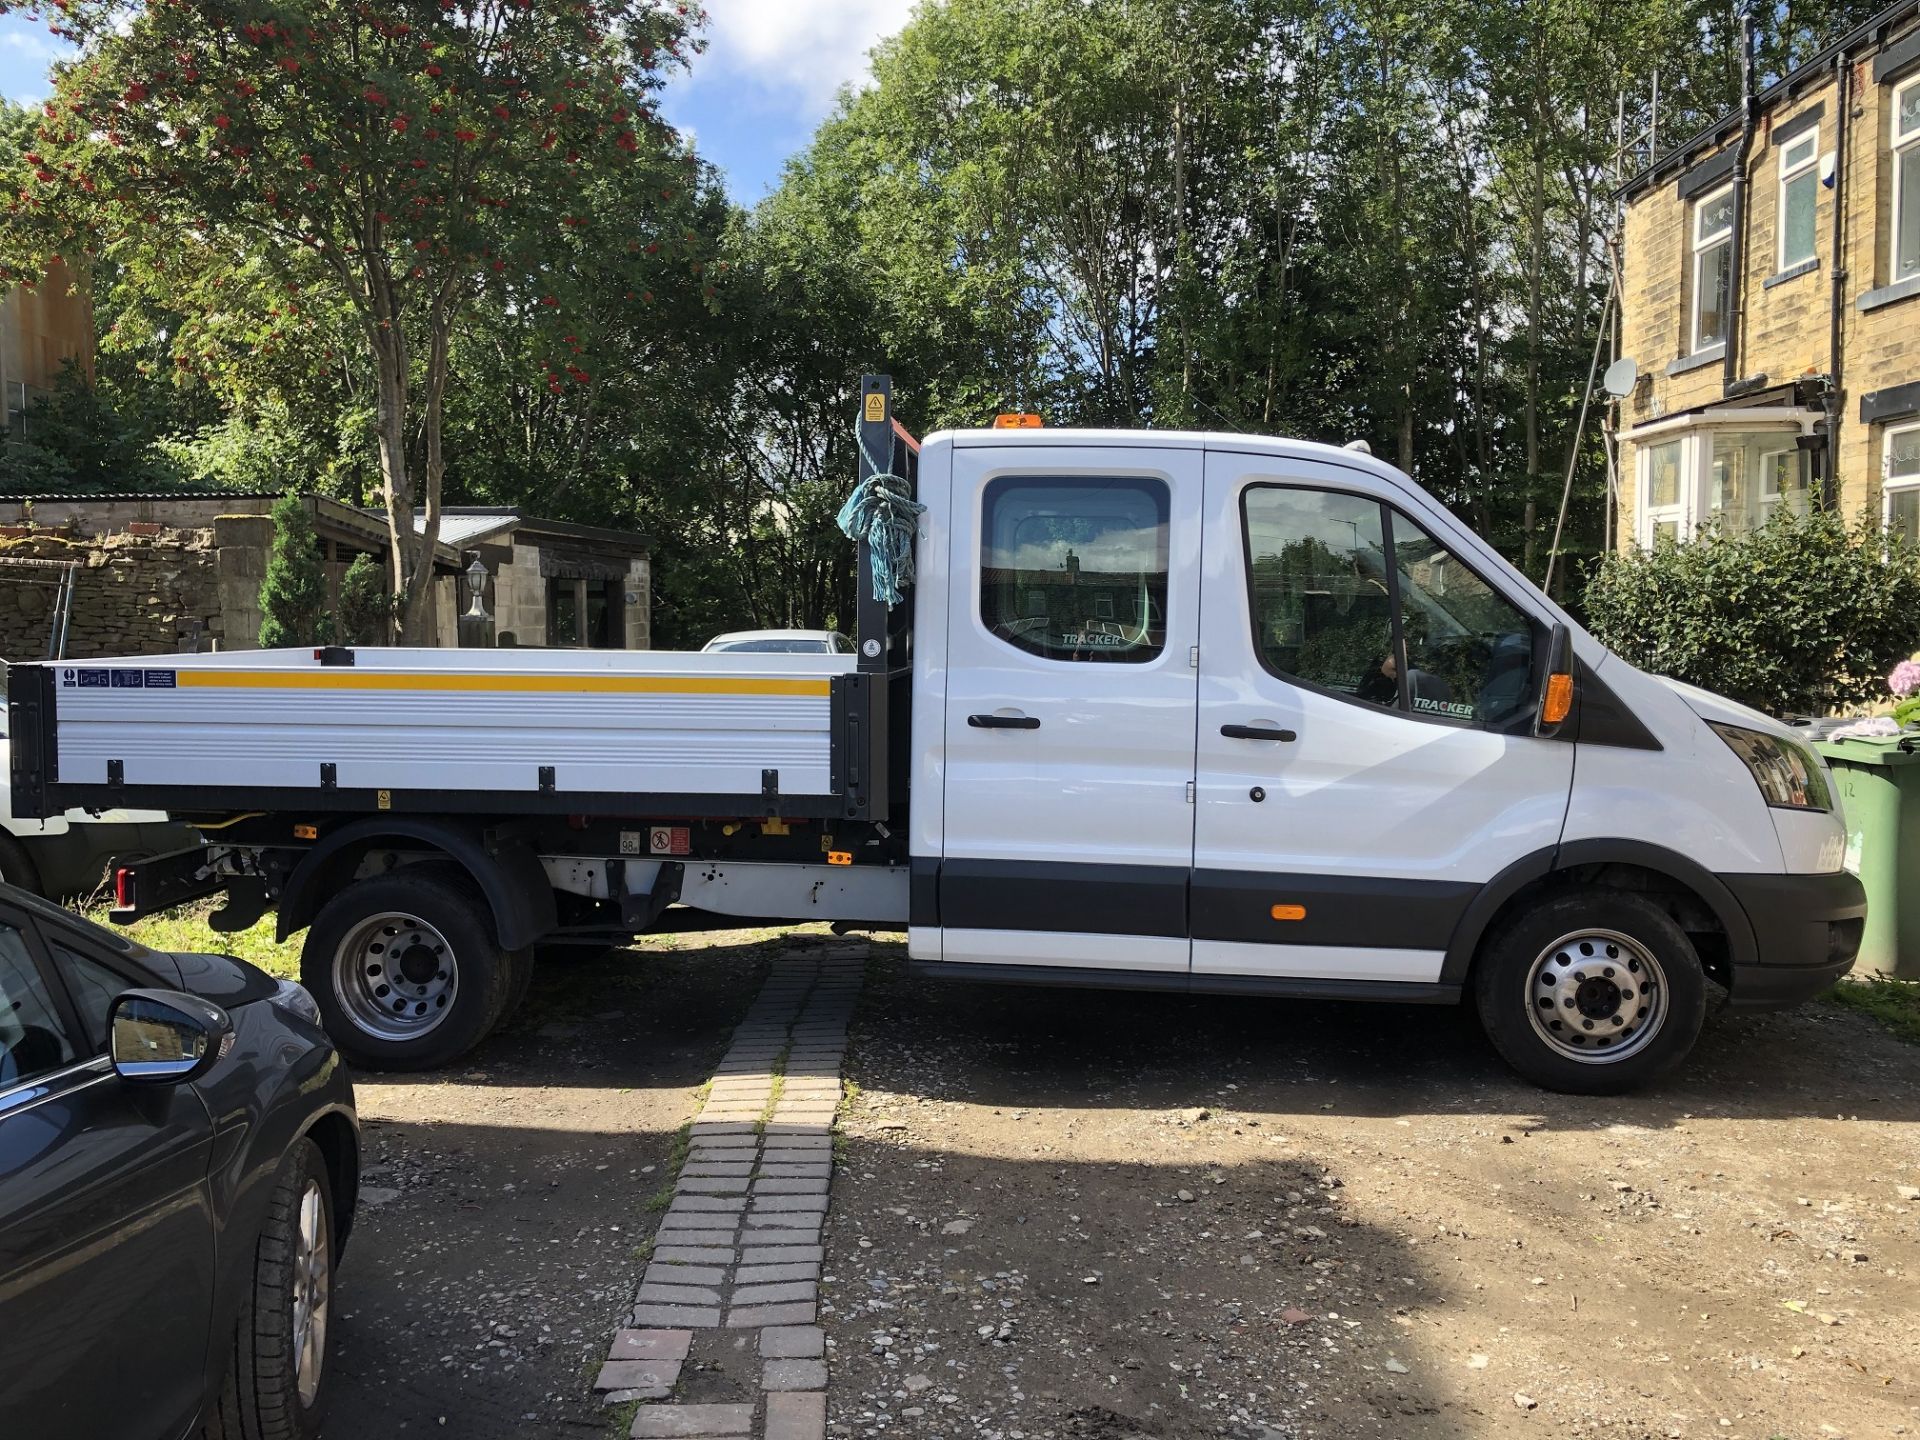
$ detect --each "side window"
[981,476,1169,663]
[1390,512,1537,729]
[0,923,76,1091]
[50,943,131,1055]
[1241,485,1540,731]
[1244,488,1399,709]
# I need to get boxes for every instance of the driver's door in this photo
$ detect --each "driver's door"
[1191,452,1574,985]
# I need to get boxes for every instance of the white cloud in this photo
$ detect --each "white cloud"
[694,0,916,109]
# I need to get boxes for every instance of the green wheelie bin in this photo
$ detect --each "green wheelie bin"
[1814,735,1920,980]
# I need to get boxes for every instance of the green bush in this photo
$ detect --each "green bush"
[257,492,333,649]
[334,552,392,645]
[1583,506,1920,718]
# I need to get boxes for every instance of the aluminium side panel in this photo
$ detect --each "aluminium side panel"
[31,648,850,804]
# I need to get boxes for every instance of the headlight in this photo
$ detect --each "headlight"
[270,978,323,1028]
[1708,722,1832,811]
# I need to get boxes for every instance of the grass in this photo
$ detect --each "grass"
[85,899,303,980]
[1824,975,1920,1044]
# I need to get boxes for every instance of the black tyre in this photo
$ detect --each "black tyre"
[302,867,513,1070]
[1473,886,1707,1095]
[0,832,44,896]
[204,1138,335,1440]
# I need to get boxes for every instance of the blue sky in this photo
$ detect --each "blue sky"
[0,2,916,203]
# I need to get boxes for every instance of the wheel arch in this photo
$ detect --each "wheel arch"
[302,1107,360,1256]
[1442,840,1757,987]
[275,817,556,949]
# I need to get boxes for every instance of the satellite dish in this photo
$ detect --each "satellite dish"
[1603,357,1639,399]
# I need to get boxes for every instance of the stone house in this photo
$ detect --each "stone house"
[0,491,652,661]
[1615,0,1920,548]
[1,258,94,439]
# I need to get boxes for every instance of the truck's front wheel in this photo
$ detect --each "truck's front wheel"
[303,869,514,1070]
[1473,887,1707,1095]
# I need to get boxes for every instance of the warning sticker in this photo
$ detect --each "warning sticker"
[109,669,145,688]
[648,826,691,857]
[60,668,111,688]
[144,670,177,689]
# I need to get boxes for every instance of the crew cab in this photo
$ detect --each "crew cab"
[6,377,1864,1093]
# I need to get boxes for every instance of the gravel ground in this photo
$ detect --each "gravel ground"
[321,935,775,1438]
[825,954,1920,1440]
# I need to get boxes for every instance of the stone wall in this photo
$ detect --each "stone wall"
[0,529,222,661]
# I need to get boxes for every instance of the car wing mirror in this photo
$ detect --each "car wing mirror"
[110,989,233,1084]
[1535,621,1574,738]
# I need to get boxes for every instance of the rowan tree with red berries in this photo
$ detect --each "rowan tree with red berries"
[0,0,713,640]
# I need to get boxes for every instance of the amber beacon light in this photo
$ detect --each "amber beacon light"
[992,412,1044,428]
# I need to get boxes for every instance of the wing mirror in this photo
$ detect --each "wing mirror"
[1535,621,1575,738]
[110,989,233,1084]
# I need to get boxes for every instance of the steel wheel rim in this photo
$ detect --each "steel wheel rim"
[1524,928,1667,1065]
[292,1180,330,1407]
[332,910,459,1041]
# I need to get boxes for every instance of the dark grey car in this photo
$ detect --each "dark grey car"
[0,885,359,1439]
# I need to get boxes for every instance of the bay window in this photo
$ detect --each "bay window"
[1634,421,1815,548]
[1885,423,1920,543]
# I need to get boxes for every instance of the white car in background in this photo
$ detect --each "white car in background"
[0,661,198,897]
[701,629,855,655]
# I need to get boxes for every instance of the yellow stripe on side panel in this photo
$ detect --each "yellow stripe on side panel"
[172,671,832,698]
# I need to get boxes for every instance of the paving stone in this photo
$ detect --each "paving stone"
[666,1194,746,1214]
[596,1358,682,1391]
[741,1244,824,1266]
[677,1177,751,1195]
[688,1137,760,1152]
[735,1260,819,1285]
[758,1324,825,1359]
[743,1227,823,1248]
[629,1402,755,1438]
[644,1262,728,1287]
[689,1123,757,1137]
[609,1329,694,1361]
[652,1245,736,1266]
[760,1136,831,1152]
[752,1177,829,1196]
[627,1304,721,1329]
[680,1163,753,1179]
[601,1385,672,1403]
[654,1221,737,1245]
[762,1124,833,1138]
[762,1357,829,1391]
[756,1165,832,1182]
[744,1221,821,1244]
[727,1301,817,1327]
[764,1390,828,1440]
[752,1193,829,1213]
[636,1282,724,1306]
[731,1280,817,1306]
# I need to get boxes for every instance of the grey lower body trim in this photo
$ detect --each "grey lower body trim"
[909,959,1461,1004]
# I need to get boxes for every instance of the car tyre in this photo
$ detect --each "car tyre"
[0,832,44,896]
[303,867,513,1071]
[204,1137,335,1440]
[1474,886,1707,1096]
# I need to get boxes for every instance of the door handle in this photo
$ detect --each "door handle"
[968,713,1041,730]
[1221,723,1296,742]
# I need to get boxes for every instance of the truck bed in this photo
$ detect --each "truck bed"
[7,647,875,820]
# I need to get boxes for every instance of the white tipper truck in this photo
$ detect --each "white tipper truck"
[5,378,1864,1091]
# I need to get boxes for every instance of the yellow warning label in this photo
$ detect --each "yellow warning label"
[863,391,886,423]
[377,789,392,810]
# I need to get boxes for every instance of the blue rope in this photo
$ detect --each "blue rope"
[839,430,926,607]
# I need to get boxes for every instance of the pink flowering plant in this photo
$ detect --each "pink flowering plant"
[1891,655,1920,726]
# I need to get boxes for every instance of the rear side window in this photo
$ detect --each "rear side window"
[981,476,1170,663]
[1242,485,1539,731]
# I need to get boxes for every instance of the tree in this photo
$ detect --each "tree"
[258,492,333,648]
[1,0,713,638]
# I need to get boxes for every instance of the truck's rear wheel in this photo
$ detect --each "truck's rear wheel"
[303,869,513,1070]
[1474,887,1706,1095]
